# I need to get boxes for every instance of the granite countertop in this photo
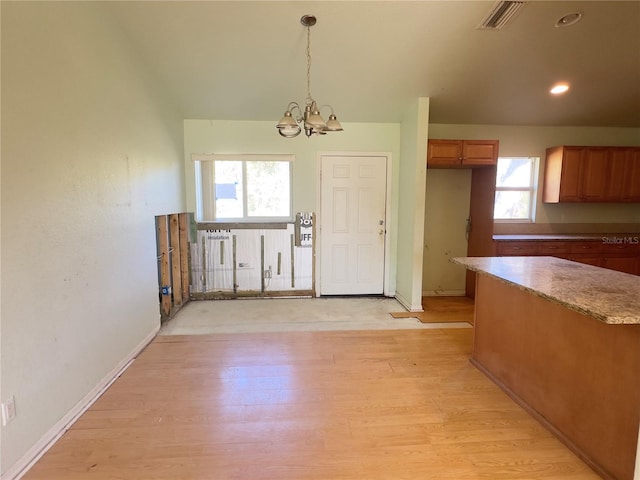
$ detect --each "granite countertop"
[451,256,640,325]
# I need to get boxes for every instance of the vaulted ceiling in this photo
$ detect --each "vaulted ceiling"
[106,1,640,128]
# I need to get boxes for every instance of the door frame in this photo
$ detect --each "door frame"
[315,151,394,297]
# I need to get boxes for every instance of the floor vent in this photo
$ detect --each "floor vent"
[478,1,527,30]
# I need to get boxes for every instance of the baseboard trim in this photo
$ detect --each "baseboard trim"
[422,290,466,297]
[394,292,423,312]
[1,326,159,480]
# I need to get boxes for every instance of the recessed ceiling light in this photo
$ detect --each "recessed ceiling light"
[556,12,582,27]
[550,83,570,95]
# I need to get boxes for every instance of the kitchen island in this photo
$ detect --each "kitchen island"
[452,256,640,480]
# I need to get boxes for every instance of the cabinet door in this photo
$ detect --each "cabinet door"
[580,148,609,201]
[623,148,640,202]
[601,256,639,275]
[462,140,498,166]
[538,241,571,256]
[427,140,462,167]
[569,241,604,256]
[606,148,628,201]
[558,147,584,202]
[565,255,603,267]
[496,241,539,256]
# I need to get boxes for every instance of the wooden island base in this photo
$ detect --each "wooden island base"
[473,274,640,480]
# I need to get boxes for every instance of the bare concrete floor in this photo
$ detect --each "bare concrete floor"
[159,296,473,335]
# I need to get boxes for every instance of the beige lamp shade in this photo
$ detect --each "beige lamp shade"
[276,111,298,128]
[325,114,343,131]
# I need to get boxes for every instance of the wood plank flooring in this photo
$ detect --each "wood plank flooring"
[22,328,600,480]
[391,296,475,324]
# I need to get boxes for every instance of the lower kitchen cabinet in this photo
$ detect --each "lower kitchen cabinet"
[495,237,640,276]
[602,255,639,275]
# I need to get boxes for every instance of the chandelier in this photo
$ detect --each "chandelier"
[276,15,343,138]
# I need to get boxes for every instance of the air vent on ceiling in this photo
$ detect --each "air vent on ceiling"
[478,1,527,30]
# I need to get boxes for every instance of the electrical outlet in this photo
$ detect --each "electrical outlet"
[2,396,17,425]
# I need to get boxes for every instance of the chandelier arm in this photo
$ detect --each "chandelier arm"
[287,102,303,122]
[317,104,335,115]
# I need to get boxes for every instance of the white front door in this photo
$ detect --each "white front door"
[320,155,387,295]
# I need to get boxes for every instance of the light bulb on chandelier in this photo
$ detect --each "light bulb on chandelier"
[276,15,343,138]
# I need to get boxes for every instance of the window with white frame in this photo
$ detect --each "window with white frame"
[493,157,539,222]
[194,154,293,223]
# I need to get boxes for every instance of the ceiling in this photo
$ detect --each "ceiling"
[106,1,640,128]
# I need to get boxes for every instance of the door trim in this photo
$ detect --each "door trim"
[315,151,393,297]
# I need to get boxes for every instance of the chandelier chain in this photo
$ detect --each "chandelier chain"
[306,25,313,105]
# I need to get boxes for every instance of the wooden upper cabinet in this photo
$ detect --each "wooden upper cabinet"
[580,147,609,201]
[427,139,498,168]
[543,146,583,202]
[623,148,640,201]
[607,148,629,202]
[462,141,499,166]
[543,145,640,203]
[426,140,463,167]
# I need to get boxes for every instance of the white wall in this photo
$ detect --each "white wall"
[395,98,429,311]
[183,119,402,293]
[0,2,185,476]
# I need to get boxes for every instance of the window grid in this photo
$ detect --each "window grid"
[193,154,293,223]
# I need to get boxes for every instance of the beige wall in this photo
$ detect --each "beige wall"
[1,3,185,475]
[422,170,471,295]
[395,98,429,311]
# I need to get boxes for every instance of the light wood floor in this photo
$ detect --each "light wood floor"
[392,296,475,324]
[23,328,600,479]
